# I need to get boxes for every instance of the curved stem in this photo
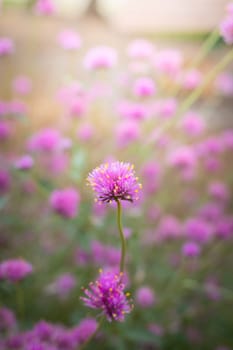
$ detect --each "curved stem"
[177,48,233,116]
[116,198,126,273]
[191,28,220,67]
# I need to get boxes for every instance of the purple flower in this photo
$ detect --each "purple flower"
[0,121,11,141]
[87,161,142,203]
[0,307,16,333]
[0,258,33,283]
[71,318,97,345]
[46,273,76,299]
[220,14,233,45]
[135,286,156,308]
[49,188,80,219]
[182,242,201,258]
[81,270,132,322]
[14,155,34,170]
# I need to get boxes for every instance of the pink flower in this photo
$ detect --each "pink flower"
[77,123,94,142]
[0,258,33,283]
[0,121,11,141]
[87,161,142,203]
[220,15,233,45]
[35,0,55,15]
[181,69,202,90]
[118,100,148,120]
[46,273,76,299]
[158,98,177,119]
[81,270,132,322]
[12,76,32,95]
[57,29,82,51]
[215,73,233,96]
[127,39,155,59]
[83,46,117,70]
[181,111,205,136]
[132,77,156,97]
[135,286,156,308]
[208,181,229,202]
[182,242,201,258]
[116,120,140,148]
[14,155,34,170]
[0,37,14,56]
[49,188,80,219]
[28,128,62,152]
[154,49,183,76]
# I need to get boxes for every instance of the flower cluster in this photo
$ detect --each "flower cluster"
[0,259,33,283]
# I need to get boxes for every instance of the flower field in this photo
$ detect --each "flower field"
[0,2,233,349]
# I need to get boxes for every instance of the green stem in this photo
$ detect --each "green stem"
[191,28,220,67]
[16,283,24,320]
[177,48,233,116]
[116,199,126,273]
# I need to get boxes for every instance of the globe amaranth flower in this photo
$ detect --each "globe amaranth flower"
[0,258,33,283]
[81,270,132,322]
[49,188,80,219]
[87,161,142,203]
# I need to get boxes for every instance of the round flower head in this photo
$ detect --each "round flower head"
[87,161,142,203]
[81,270,132,322]
[0,258,33,283]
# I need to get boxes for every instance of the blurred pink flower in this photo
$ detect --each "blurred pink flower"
[182,241,201,258]
[158,98,177,119]
[154,49,183,77]
[220,14,233,45]
[83,46,117,70]
[12,76,32,95]
[0,37,14,56]
[184,217,213,243]
[116,120,140,148]
[46,273,76,299]
[49,188,80,219]
[135,286,156,308]
[127,39,155,59]
[35,0,55,15]
[208,181,229,202]
[0,120,11,141]
[118,100,148,120]
[28,128,62,152]
[14,155,34,170]
[181,111,205,136]
[57,29,82,51]
[132,77,156,97]
[0,258,33,283]
[77,123,94,142]
[181,69,202,90]
[215,72,233,96]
